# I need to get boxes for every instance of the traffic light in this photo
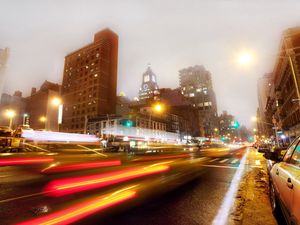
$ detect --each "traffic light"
[230,120,240,129]
[120,119,134,127]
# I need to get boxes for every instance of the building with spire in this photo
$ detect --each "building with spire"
[138,66,160,100]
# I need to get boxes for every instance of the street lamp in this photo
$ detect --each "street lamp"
[39,116,46,122]
[238,51,254,66]
[149,103,164,130]
[51,97,62,107]
[5,109,16,129]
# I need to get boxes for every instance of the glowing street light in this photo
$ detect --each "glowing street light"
[149,103,165,130]
[253,128,257,132]
[5,109,16,129]
[251,116,257,121]
[39,116,47,122]
[153,103,163,112]
[51,97,62,107]
[237,51,254,66]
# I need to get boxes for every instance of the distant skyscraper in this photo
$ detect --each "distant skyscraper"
[0,48,9,97]
[61,28,118,133]
[179,65,218,137]
[138,66,160,100]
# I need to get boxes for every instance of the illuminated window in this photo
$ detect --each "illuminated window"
[189,93,195,97]
[196,88,201,92]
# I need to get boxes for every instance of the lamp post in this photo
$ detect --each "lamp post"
[5,109,16,129]
[39,116,47,129]
[148,103,164,130]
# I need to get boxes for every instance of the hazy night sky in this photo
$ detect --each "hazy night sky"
[1,0,300,127]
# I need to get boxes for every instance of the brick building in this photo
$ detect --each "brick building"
[61,28,118,133]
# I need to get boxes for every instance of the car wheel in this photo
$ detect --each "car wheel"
[270,182,279,215]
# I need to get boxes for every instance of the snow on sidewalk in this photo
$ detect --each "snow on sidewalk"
[228,150,278,225]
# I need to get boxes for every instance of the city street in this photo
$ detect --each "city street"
[0,147,274,225]
[1,1,300,224]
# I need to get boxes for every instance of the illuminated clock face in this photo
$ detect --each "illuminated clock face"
[143,84,148,89]
[144,75,150,82]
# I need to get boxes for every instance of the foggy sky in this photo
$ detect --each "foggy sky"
[1,0,300,127]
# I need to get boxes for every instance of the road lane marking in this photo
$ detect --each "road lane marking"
[212,149,249,225]
[209,158,219,162]
[255,160,261,166]
[201,164,237,169]
[231,159,239,164]
[0,192,45,203]
[219,159,229,163]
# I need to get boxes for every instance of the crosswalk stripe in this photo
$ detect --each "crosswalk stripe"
[220,159,229,163]
[209,158,219,162]
[231,159,239,164]
[255,160,261,166]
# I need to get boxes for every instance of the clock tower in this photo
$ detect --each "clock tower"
[138,65,160,100]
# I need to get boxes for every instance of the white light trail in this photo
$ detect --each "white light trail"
[212,149,249,225]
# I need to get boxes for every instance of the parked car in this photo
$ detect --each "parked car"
[264,137,300,225]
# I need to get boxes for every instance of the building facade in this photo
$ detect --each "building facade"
[257,73,273,136]
[179,65,218,137]
[0,91,26,128]
[61,28,118,133]
[25,81,61,131]
[138,66,160,100]
[262,27,300,141]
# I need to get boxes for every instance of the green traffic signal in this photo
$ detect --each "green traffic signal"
[121,119,134,127]
[230,120,240,129]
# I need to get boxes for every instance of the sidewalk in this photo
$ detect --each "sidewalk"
[228,148,278,225]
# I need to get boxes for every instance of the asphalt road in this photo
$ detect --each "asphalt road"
[92,148,247,225]
[1,147,268,225]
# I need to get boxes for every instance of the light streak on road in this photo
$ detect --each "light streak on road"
[41,160,122,173]
[212,149,249,225]
[0,157,54,166]
[132,153,190,162]
[16,189,137,225]
[44,164,170,197]
[21,130,99,143]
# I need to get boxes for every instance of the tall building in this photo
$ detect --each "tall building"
[159,88,201,137]
[179,65,218,137]
[138,66,160,100]
[0,48,9,97]
[263,27,300,140]
[61,28,118,133]
[257,73,273,136]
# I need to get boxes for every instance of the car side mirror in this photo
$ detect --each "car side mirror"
[263,151,281,162]
[258,147,270,153]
